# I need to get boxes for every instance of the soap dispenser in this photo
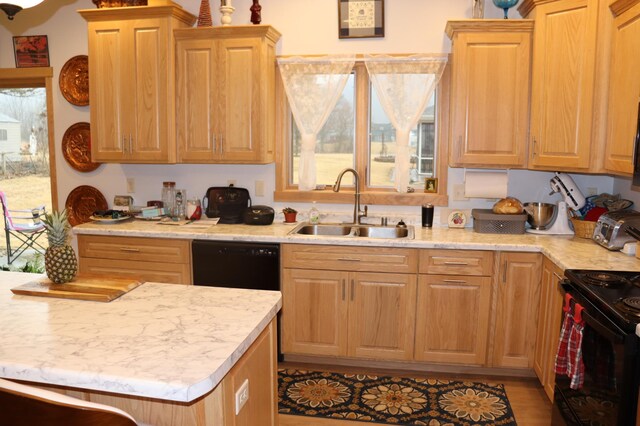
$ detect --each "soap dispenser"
[309,202,320,224]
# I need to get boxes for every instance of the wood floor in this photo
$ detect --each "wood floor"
[278,362,552,426]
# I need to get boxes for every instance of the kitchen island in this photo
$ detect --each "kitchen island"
[0,271,281,425]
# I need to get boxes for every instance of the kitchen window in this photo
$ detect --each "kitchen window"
[275,59,450,206]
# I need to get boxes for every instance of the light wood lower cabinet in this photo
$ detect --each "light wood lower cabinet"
[77,235,192,285]
[415,249,494,365]
[281,244,418,361]
[415,274,492,365]
[533,256,564,401]
[492,252,542,368]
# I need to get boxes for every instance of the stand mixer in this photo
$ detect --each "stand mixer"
[526,172,586,235]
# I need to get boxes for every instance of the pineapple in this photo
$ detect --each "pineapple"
[42,210,78,284]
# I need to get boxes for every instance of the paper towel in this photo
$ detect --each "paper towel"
[464,171,508,199]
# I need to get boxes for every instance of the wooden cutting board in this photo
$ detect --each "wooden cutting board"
[11,274,143,302]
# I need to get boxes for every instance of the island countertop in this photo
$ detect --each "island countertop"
[0,271,282,403]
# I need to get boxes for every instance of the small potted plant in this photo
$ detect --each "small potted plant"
[282,207,297,223]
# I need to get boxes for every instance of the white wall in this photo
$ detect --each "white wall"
[0,0,617,226]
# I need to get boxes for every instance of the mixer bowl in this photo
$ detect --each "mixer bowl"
[524,202,557,230]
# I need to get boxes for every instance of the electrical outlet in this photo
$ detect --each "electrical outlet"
[452,184,468,201]
[227,179,237,186]
[235,379,249,415]
[587,187,598,196]
[255,180,265,197]
[126,178,135,194]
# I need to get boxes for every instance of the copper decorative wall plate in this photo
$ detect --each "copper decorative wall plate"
[62,122,101,172]
[65,186,108,226]
[59,55,89,106]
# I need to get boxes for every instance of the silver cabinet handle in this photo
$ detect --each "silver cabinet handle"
[120,247,140,253]
[532,137,537,158]
[212,134,217,153]
[337,257,361,262]
[502,261,507,283]
[444,261,468,266]
[350,279,354,302]
[129,134,133,155]
[219,133,224,154]
[122,136,127,154]
[342,279,346,301]
[442,279,467,284]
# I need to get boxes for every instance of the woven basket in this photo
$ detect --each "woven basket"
[571,217,597,239]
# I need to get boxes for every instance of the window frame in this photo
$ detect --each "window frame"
[274,56,450,206]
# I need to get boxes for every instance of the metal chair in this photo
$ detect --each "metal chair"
[0,378,138,426]
[0,191,46,264]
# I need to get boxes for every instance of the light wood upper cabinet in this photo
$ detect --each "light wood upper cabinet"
[521,0,605,170]
[175,26,281,164]
[603,0,640,175]
[533,256,564,401]
[80,5,196,163]
[446,20,533,168]
[492,252,542,369]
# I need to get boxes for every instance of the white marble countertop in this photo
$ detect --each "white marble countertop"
[0,271,281,402]
[74,220,640,272]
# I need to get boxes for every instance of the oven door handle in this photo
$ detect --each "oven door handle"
[561,281,625,344]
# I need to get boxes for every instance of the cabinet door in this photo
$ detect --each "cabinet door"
[603,2,640,175]
[528,0,598,170]
[88,20,129,162]
[348,272,417,360]
[415,275,492,365]
[218,37,263,162]
[533,257,564,401]
[281,268,348,356]
[493,252,542,368]
[176,37,220,162]
[128,17,172,162]
[449,29,532,168]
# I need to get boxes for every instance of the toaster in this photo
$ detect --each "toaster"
[592,210,640,250]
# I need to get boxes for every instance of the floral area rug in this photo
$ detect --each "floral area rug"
[278,369,517,425]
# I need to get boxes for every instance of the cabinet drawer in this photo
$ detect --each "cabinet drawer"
[79,258,192,285]
[419,249,493,276]
[78,235,191,264]
[282,244,418,274]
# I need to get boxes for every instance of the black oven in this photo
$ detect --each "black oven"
[552,272,640,425]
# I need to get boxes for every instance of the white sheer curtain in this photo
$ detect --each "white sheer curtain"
[365,54,447,192]
[277,55,355,191]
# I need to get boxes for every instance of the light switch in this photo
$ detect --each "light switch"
[255,180,265,197]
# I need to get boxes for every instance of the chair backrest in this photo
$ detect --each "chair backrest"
[0,191,45,232]
[0,378,138,426]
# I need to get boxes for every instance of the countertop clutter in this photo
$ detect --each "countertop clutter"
[0,271,281,403]
[73,220,640,272]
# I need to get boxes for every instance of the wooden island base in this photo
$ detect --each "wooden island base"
[31,320,277,426]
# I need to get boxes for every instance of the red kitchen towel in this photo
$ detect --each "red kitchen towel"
[555,294,574,375]
[567,304,586,390]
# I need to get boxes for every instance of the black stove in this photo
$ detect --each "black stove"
[564,269,640,333]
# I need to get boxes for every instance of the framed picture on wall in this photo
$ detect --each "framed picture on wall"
[13,35,50,68]
[338,0,384,39]
[424,177,438,193]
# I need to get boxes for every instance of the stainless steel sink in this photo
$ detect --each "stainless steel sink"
[289,223,414,239]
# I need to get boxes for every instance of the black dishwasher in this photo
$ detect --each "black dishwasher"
[192,240,280,290]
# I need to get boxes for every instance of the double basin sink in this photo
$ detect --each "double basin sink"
[288,223,415,239]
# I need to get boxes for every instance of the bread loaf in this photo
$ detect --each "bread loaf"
[492,197,524,214]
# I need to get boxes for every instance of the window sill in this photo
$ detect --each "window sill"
[274,189,449,206]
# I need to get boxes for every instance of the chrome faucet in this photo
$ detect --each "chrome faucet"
[333,168,368,224]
